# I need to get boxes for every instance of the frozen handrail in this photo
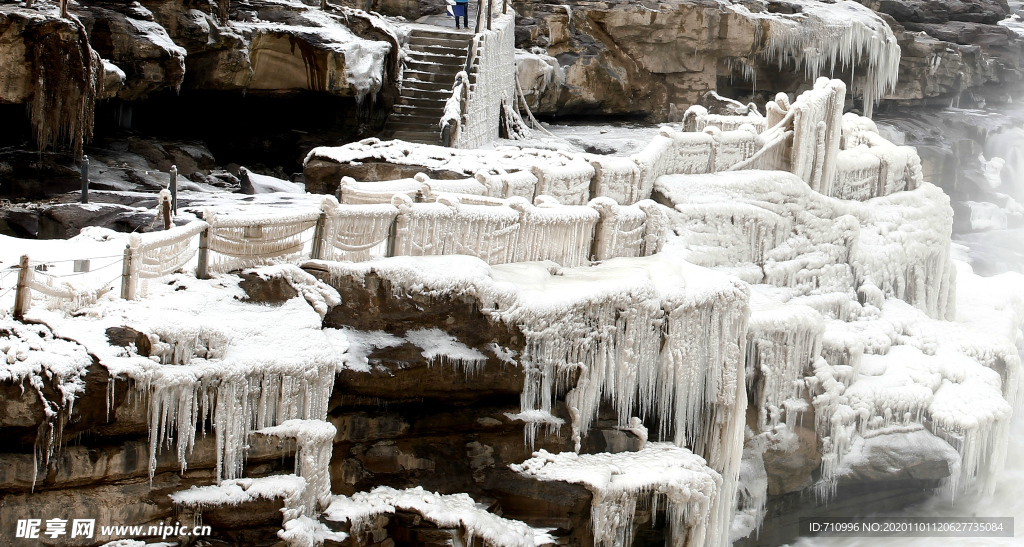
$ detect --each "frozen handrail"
[202,210,321,274]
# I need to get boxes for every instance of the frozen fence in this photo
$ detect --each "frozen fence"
[202,210,322,275]
[391,194,521,263]
[684,105,768,134]
[531,160,596,206]
[511,197,600,267]
[123,221,209,299]
[8,191,670,313]
[591,198,666,260]
[830,118,923,200]
[318,197,398,262]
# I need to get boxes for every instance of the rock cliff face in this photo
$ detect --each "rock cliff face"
[506,0,1024,119]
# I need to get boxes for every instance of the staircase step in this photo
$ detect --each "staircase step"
[405,70,459,84]
[405,65,464,78]
[409,44,470,57]
[407,51,468,64]
[411,28,474,40]
[395,103,445,114]
[396,98,449,109]
[400,87,453,97]
[391,133,443,145]
[391,113,446,124]
[409,36,472,49]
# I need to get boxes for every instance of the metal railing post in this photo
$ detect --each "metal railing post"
[80,155,89,204]
[169,165,178,215]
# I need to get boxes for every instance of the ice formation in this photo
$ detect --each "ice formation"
[0,318,94,484]
[22,266,343,486]
[323,486,537,547]
[325,252,749,545]
[511,443,722,547]
[733,0,901,116]
[256,419,338,513]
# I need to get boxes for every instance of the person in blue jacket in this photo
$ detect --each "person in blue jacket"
[451,0,468,29]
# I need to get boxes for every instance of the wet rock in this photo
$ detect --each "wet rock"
[836,428,960,484]
[237,271,301,304]
[37,203,156,239]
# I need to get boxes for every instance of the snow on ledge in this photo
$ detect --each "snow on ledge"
[511,443,723,547]
[323,486,537,547]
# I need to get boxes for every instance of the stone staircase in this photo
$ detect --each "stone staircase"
[385,26,474,145]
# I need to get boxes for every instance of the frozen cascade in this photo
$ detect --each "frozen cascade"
[511,443,722,547]
[746,298,825,430]
[26,265,345,487]
[171,474,347,547]
[0,318,94,486]
[256,419,338,514]
[142,338,340,481]
[656,170,956,320]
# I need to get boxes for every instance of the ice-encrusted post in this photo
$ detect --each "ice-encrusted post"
[80,155,89,204]
[197,215,210,280]
[311,211,327,260]
[160,193,172,231]
[13,255,31,320]
[120,244,135,300]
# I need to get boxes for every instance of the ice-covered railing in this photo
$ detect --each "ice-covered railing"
[530,159,595,206]
[789,78,846,193]
[6,192,670,315]
[440,71,470,147]
[683,105,768,134]
[831,113,924,200]
[391,194,521,264]
[511,197,599,266]
[474,168,539,200]
[337,176,423,204]
[123,221,209,300]
[318,197,398,262]
[201,209,322,275]
[590,198,666,260]
[630,125,766,196]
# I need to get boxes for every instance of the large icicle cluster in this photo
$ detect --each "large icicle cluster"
[733,0,900,116]
[27,265,344,485]
[322,486,538,547]
[511,443,722,547]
